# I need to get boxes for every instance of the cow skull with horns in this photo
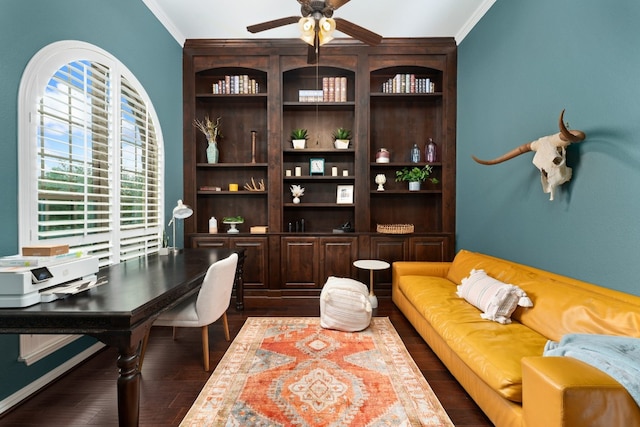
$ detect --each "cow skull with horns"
[472,110,586,201]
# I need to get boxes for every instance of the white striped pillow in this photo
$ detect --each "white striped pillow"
[457,269,533,324]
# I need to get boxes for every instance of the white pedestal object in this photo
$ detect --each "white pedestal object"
[353,259,390,309]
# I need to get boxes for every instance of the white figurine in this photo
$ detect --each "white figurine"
[375,174,386,191]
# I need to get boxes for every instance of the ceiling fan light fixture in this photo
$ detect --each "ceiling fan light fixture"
[248,0,381,64]
[299,17,316,46]
[318,17,336,45]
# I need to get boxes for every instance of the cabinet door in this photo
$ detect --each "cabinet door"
[369,236,409,285]
[319,237,357,283]
[281,237,319,288]
[191,235,268,290]
[230,237,268,289]
[409,236,453,261]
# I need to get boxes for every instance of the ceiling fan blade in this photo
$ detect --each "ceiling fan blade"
[334,18,382,46]
[247,16,300,33]
[325,0,351,10]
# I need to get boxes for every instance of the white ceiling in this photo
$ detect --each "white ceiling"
[143,0,495,46]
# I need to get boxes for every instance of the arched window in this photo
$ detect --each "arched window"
[18,41,164,266]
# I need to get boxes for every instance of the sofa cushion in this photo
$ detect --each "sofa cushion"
[446,249,640,342]
[447,249,526,285]
[457,269,533,324]
[397,274,547,402]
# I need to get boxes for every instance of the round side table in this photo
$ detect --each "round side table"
[353,259,390,309]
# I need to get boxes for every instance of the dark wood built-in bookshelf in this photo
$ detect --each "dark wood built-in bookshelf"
[182,38,457,305]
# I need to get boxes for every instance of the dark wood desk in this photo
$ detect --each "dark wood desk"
[0,248,244,427]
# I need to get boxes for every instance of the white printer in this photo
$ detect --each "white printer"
[0,256,99,307]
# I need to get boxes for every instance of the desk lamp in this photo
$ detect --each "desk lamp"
[168,199,193,252]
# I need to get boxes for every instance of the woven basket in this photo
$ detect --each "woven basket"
[376,224,414,234]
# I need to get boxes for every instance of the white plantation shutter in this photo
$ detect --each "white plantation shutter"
[36,61,114,262]
[118,77,161,261]
[20,41,164,266]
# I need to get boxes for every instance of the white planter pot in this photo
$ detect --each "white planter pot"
[292,139,306,149]
[408,181,421,191]
[334,139,350,149]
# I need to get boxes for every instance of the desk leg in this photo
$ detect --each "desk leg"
[368,269,378,309]
[116,346,140,427]
[93,323,151,427]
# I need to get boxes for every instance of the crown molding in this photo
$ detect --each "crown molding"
[455,0,495,44]
[142,0,186,46]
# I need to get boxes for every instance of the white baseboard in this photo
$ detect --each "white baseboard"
[19,334,81,366]
[0,342,105,415]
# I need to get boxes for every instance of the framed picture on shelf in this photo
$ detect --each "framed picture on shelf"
[336,185,354,204]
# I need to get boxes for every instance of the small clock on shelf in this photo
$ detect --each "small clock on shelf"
[309,158,325,176]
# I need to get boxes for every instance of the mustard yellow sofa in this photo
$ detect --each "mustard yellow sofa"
[392,249,640,427]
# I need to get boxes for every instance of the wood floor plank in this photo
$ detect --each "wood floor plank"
[0,298,492,426]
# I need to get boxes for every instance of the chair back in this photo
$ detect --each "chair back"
[195,253,238,325]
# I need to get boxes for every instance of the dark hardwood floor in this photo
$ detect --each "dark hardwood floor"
[0,298,492,426]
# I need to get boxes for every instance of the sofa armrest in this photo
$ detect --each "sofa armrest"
[522,356,640,427]
[392,261,451,279]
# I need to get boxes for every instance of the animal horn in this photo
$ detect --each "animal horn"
[472,142,533,165]
[558,109,586,142]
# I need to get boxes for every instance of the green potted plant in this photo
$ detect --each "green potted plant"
[395,165,439,191]
[290,128,308,149]
[332,127,351,149]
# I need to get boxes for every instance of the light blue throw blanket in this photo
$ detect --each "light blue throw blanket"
[544,334,640,407]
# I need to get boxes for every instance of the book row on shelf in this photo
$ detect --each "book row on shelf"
[322,76,347,102]
[211,75,260,94]
[381,74,435,94]
[297,76,349,103]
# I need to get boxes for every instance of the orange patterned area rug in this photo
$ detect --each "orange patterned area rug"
[180,317,453,426]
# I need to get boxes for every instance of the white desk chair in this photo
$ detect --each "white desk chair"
[140,252,238,371]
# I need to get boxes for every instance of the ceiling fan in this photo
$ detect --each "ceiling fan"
[247,0,383,64]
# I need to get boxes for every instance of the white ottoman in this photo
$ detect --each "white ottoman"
[320,276,372,332]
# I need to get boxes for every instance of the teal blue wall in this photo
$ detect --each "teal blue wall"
[0,1,182,401]
[458,1,640,295]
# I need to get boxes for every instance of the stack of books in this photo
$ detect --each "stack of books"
[0,245,83,268]
[298,90,324,102]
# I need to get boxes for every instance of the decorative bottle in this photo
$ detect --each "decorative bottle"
[410,143,421,163]
[425,138,437,163]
